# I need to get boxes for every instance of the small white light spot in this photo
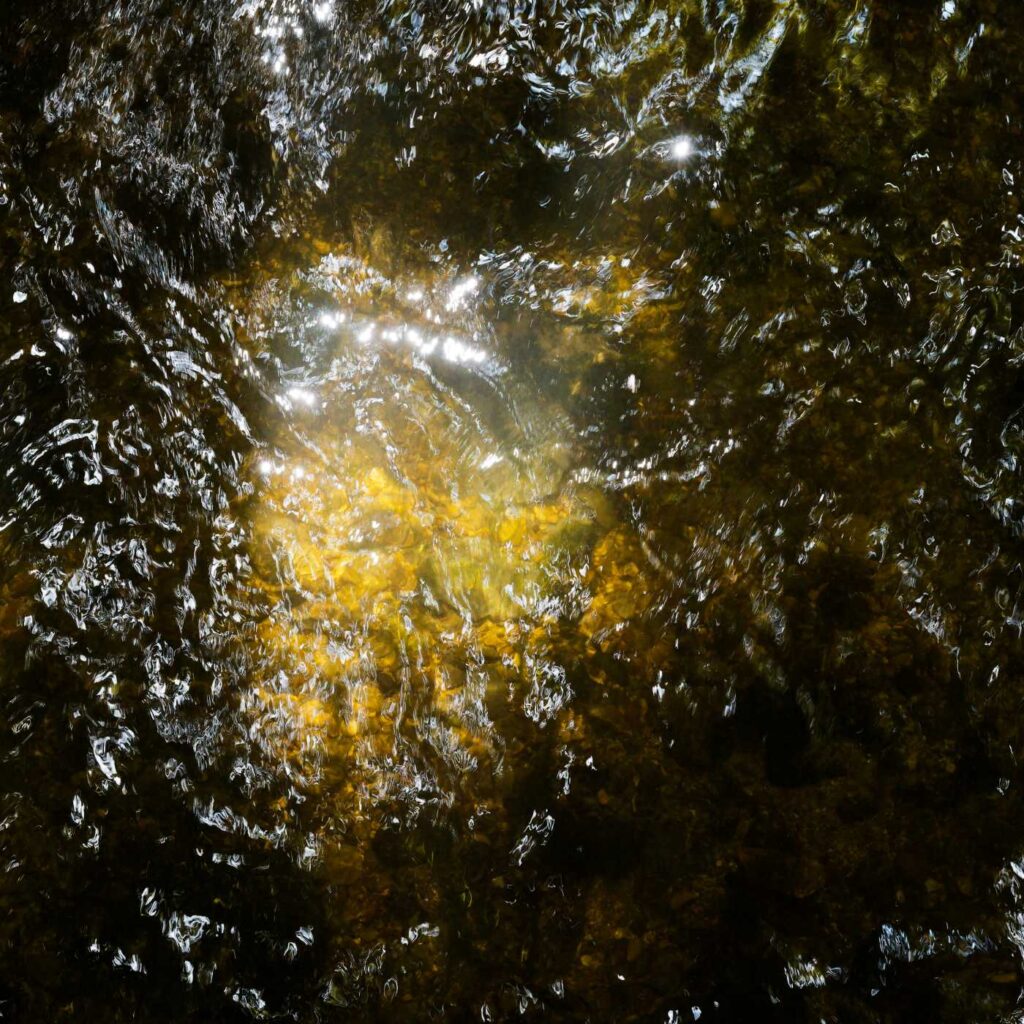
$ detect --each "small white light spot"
[441,335,487,364]
[670,135,694,161]
[286,386,317,408]
[445,275,480,310]
[12,290,27,304]
[626,374,638,393]
[56,327,73,342]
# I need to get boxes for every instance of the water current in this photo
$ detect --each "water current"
[2,1,1024,1020]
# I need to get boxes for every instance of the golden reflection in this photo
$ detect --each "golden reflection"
[228,245,655,842]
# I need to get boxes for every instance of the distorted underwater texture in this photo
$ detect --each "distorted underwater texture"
[2,1,1024,1020]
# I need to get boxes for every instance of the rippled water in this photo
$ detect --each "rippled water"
[2,0,1024,1019]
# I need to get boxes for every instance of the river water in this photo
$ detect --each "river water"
[2,1,1024,1020]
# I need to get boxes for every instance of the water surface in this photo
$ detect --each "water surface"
[2,1,1024,1020]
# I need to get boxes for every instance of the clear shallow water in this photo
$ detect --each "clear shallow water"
[2,1,1024,1020]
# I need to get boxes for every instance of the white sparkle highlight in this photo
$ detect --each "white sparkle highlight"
[670,135,694,161]
[286,386,318,408]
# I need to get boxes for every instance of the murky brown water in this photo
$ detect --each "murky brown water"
[2,1,1024,1020]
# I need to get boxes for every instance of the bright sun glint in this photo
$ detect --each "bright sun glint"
[670,136,694,161]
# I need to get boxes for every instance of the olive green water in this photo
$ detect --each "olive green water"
[2,1,1024,1020]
